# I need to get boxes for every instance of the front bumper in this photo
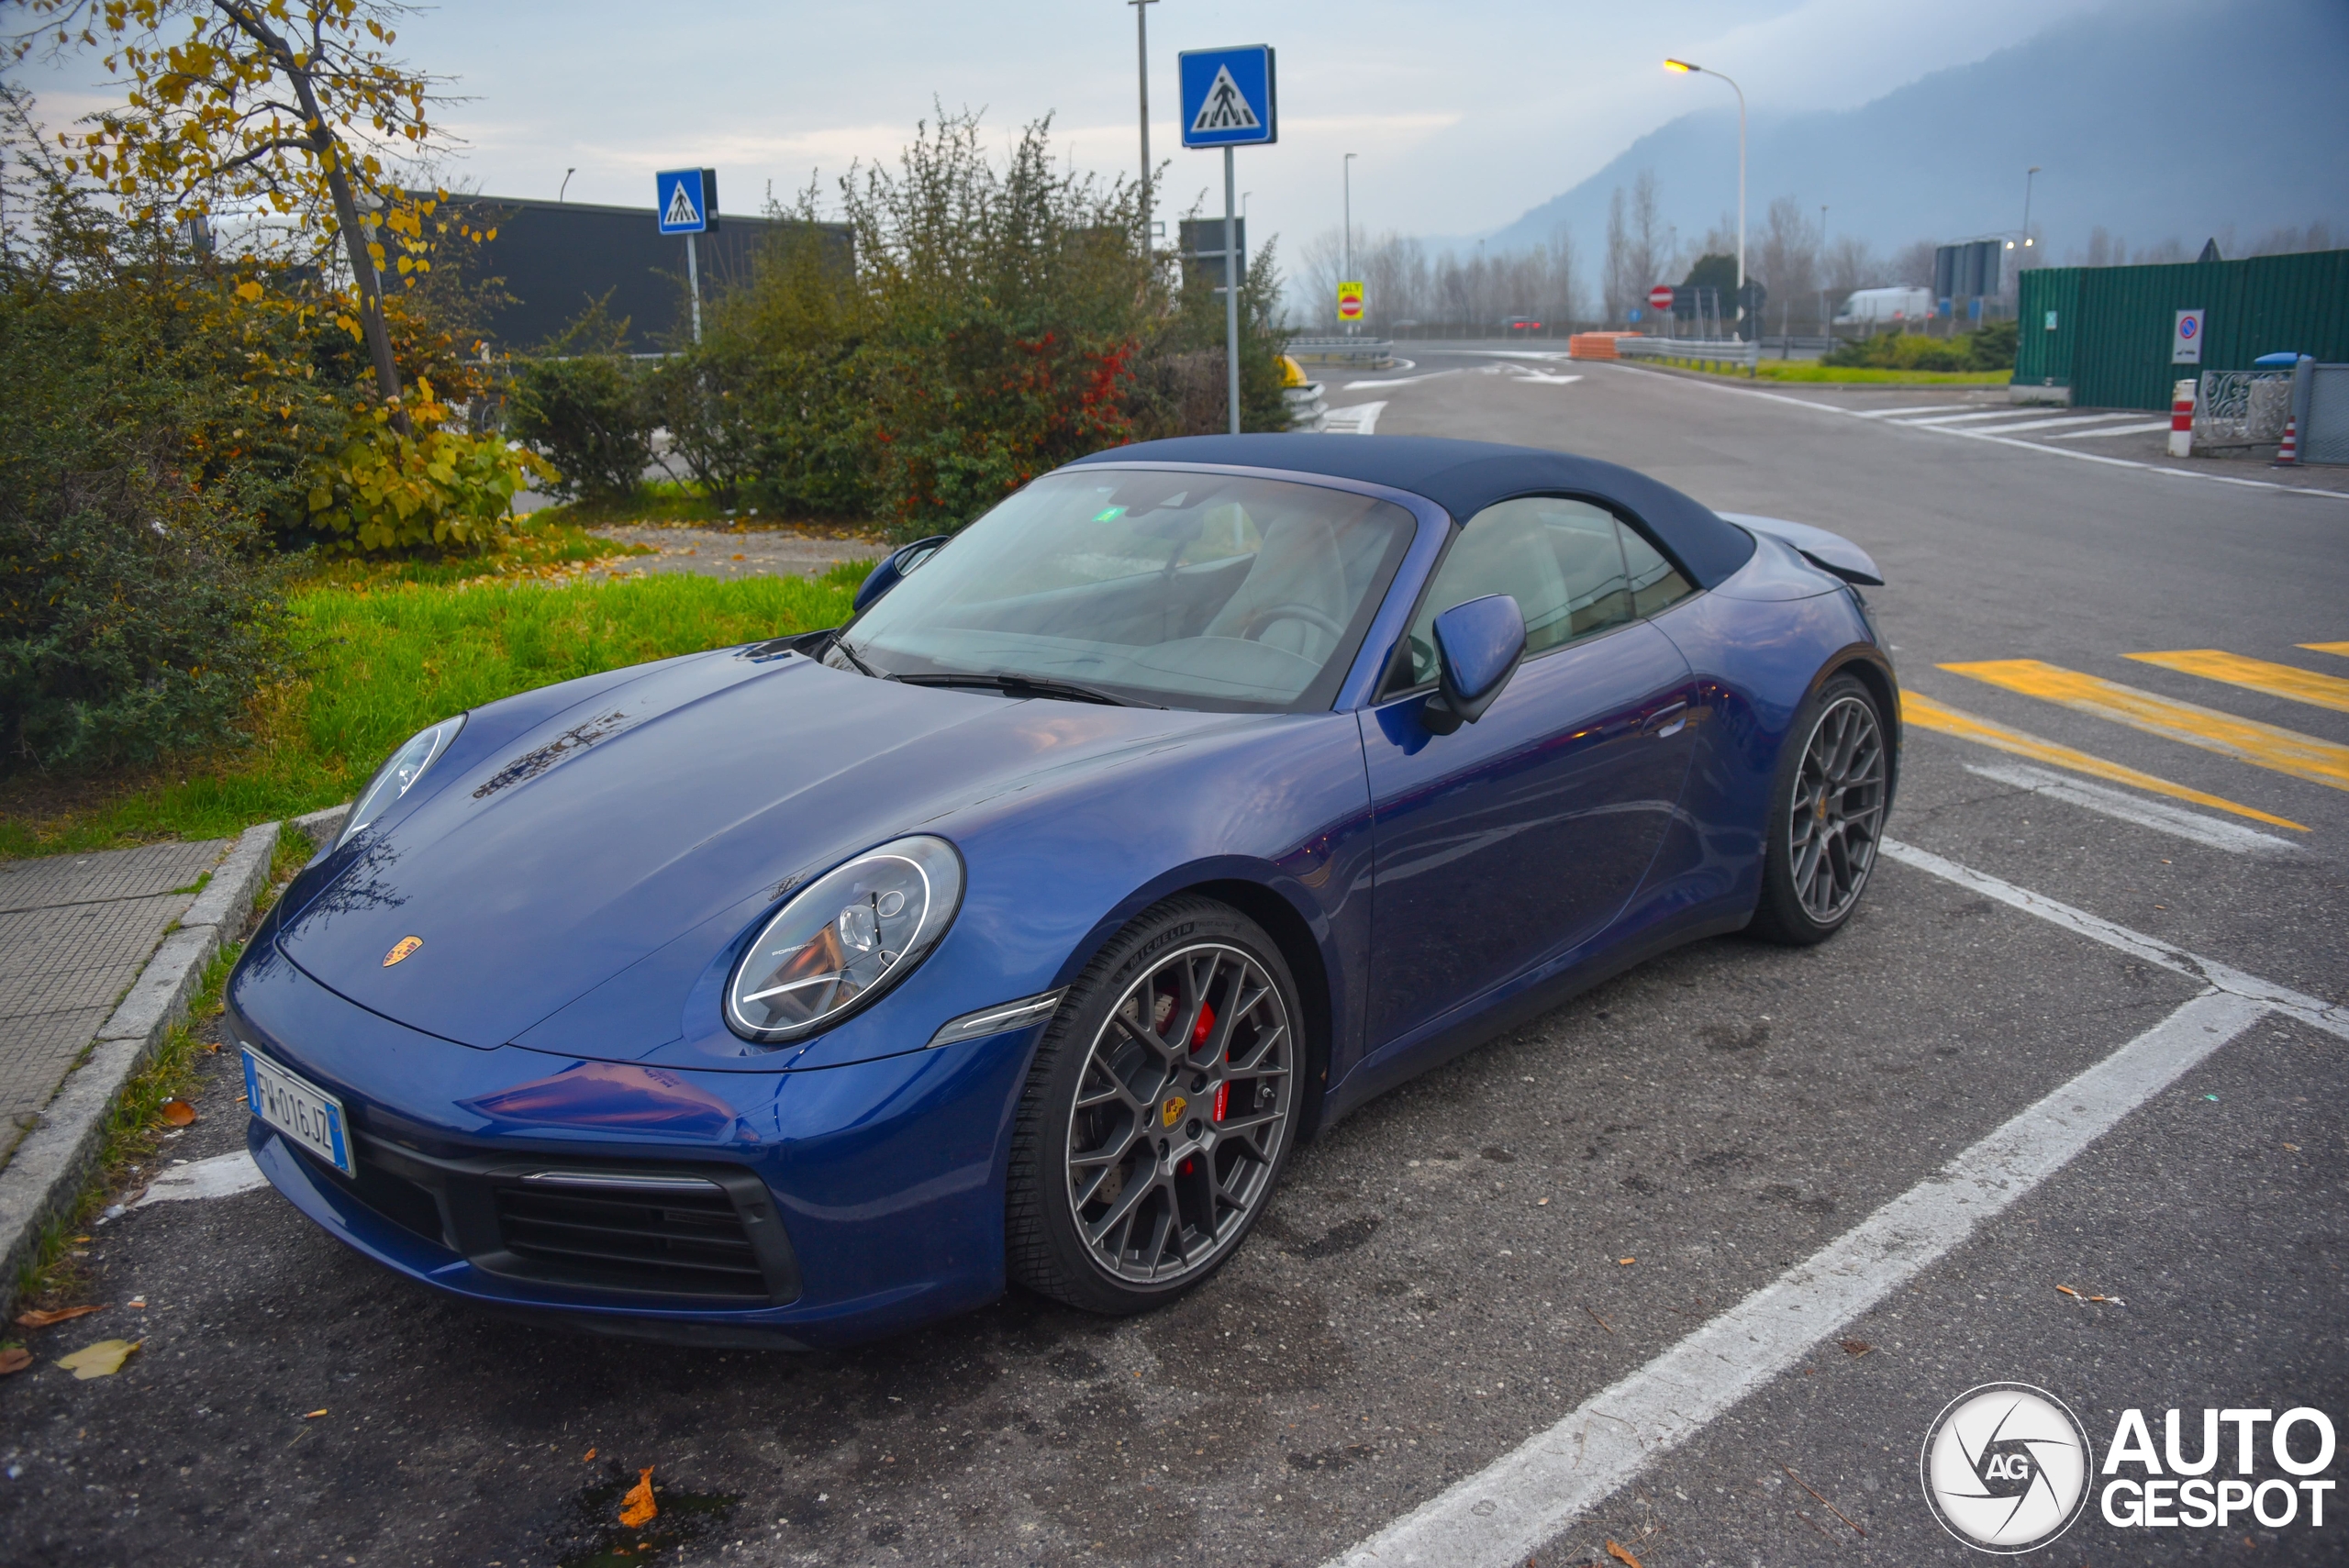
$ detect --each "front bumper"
[228,936,1038,1348]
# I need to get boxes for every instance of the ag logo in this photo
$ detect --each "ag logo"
[1920,1383,2094,1553]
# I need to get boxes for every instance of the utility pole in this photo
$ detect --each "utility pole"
[1342,152,1357,335]
[2021,164,2041,254]
[1819,204,1829,346]
[1130,0,1158,239]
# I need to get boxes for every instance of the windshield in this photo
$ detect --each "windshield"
[830,469,1419,711]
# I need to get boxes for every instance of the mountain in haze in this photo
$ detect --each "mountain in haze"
[1484,0,2349,271]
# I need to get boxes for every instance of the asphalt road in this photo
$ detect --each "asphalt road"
[4,354,2343,1568]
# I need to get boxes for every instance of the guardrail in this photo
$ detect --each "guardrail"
[1288,337,1397,370]
[1614,336,1760,373]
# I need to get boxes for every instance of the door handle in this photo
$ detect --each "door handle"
[1642,700,1689,739]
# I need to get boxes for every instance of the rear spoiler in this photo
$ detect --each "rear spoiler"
[1714,512,1884,587]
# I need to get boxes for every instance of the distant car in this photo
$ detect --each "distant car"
[228,434,1898,1348]
[1500,315,1544,332]
[1833,286,1934,327]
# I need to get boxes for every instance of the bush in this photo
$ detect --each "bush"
[1824,319,2016,373]
[305,385,551,552]
[507,299,658,502]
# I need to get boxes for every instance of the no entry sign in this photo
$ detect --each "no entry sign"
[1648,284,1675,312]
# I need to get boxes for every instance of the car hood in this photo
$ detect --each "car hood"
[276,649,1229,1050]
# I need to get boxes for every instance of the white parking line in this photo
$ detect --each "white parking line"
[1852,403,1976,418]
[1962,761,2303,856]
[1342,371,1460,390]
[2042,419,2173,439]
[1955,412,2139,436]
[1325,841,2344,1568]
[134,1150,267,1206]
[1891,408,2062,426]
[1508,371,1583,385]
[1323,402,1388,435]
[1598,362,2349,502]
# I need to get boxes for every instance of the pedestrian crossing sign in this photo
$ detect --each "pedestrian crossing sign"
[1179,46,1276,148]
[655,168,719,235]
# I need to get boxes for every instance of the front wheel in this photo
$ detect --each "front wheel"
[1748,673,1889,944]
[1006,897,1302,1314]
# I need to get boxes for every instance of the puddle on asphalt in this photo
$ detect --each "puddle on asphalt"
[555,1469,740,1567]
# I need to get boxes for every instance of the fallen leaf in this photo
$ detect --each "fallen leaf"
[618,1465,657,1529]
[0,1347,30,1374]
[14,1305,104,1329]
[1840,1339,1874,1357]
[582,1447,596,1462]
[1618,1257,1636,1266]
[1606,1540,1645,1568]
[159,1099,197,1127]
[56,1339,139,1379]
[304,1408,328,1419]
[2284,1143,2299,1152]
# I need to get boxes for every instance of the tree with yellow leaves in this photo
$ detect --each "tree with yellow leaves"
[11,0,467,426]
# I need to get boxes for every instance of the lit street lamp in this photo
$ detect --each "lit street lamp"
[2021,164,2042,254]
[1665,58,1745,335]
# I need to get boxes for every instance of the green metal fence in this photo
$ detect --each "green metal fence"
[2015,250,2349,410]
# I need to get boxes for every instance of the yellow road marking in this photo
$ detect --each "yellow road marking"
[2300,641,2349,657]
[1899,692,2308,830]
[1940,659,2349,794]
[2126,650,2349,714]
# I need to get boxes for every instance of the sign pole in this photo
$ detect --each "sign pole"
[685,232,703,344]
[1224,145,1241,435]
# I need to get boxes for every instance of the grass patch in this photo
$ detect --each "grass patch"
[1,562,864,858]
[9,940,243,1318]
[1653,357,2014,386]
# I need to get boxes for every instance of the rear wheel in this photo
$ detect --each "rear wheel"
[1749,673,1888,944]
[1007,897,1301,1314]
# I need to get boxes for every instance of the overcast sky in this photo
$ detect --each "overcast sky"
[16,0,2117,252]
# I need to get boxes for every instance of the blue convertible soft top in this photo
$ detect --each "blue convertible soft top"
[1072,433,1758,589]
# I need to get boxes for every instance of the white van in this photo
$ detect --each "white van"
[1832,286,1934,327]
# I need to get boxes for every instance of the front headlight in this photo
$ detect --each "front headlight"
[726,835,964,1043]
[338,716,465,850]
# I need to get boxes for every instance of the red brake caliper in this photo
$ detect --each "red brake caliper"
[1189,1003,1230,1122]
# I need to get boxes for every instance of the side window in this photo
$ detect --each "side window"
[1398,497,1634,685]
[1619,521,1695,617]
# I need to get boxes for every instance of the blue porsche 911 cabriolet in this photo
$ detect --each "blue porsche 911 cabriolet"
[228,434,1896,1346]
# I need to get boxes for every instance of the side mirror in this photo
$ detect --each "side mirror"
[852,534,950,615]
[1420,594,1526,735]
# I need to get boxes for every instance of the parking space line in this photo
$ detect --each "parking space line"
[1851,404,1976,418]
[1899,691,2307,829]
[1968,413,2140,436]
[132,1150,266,1206]
[2040,419,2172,439]
[1961,761,2302,855]
[1891,409,2068,427]
[1942,658,2349,793]
[1323,401,1388,435]
[2303,642,2349,658]
[1328,844,2345,1568]
[1329,985,2272,1568]
[2127,649,2349,714]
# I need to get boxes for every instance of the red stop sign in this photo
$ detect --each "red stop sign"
[1648,285,1675,311]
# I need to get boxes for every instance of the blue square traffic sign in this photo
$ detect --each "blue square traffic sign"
[1179,46,1276,148]
[656,168,718,235]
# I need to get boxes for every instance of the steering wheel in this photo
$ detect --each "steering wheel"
[1241,602,1346,642]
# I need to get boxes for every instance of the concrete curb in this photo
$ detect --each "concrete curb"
[0,819,281,1321]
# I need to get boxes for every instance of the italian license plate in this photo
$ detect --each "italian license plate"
[241,1047,354,1177]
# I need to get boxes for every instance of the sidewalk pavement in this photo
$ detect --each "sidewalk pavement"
[0,807,341,1319]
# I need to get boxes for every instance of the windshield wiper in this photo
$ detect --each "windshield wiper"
[828,635,895,682]
[894,672,1163,709]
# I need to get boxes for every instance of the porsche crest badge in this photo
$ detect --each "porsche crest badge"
[1161,1095,1188,1128]
[383,935,424,967]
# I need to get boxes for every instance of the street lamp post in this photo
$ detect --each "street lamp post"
[1130,0,1157,239]
[2021,164,2042,254]
[1342,151,1357,334]
[1819,204,1828,346]
[1664,59,1745,341]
